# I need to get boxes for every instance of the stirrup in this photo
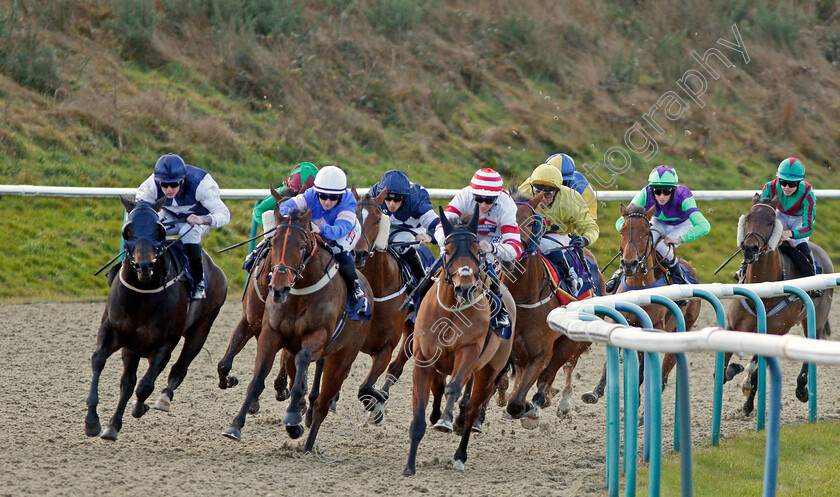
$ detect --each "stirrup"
[190,282,206,301]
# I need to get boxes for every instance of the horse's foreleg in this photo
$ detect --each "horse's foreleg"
[303,352,357,455]
[383,323,413,397]
[723,351,744,383]
[558,353,582,417]
[429,371,445,425]
[132,343,174,419]
[661,353,676,391]
[535,336,574,408]
[305,358,324,429]
[358,346,393,424]
[100,350,140,441]
[222,330,280,441]
[85,321,119,437]
[159,317,214,411]
[403,353,434,477]
[453,366,496,471]
[283,347,314,439]
[218,317,252,389]
[436,347,478,433]
[582,362,608,405]
[506,354,547,422]
[274,349,291,402]
[743,364,758,416]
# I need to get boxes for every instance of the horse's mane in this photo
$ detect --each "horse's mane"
[287,207,311,223]
[626,204,646,215]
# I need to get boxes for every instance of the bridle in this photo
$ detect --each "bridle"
[354,199,383,264]
[123,205,167,276]
[440,230,484,287]
[620,211,668,275]
[270,222,318,287]
[740,203,778,260]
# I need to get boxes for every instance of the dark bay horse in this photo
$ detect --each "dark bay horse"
[352,187,415,422]
[726,195,834,415]
[85,197,227,441]
[495,192,603,427]
[222,207,371,452]
[403,206,515,476]
[582,203,701,403]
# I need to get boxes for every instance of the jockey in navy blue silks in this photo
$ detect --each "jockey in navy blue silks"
[368,170,440,294]
[278,165,371,319]
[136,153,230,301]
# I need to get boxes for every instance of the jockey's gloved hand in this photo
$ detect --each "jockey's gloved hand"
[569,235,588,248]
[478,240,494,254]
[310,222,321,234]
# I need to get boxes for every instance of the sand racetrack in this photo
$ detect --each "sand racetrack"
[1,298,839,497]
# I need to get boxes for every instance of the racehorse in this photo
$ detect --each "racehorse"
[725,195,834,415]
[85,197,227,441]
[222,206,371,452]
[582,203,701,403]
[495,191,602,427]
[216,188,295,414]
[403,206,515,476]
[351,187,415,422]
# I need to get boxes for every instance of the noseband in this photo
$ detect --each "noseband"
[620,211,659,274]
[740,203,778,260]
[271,223,317,286]
[441,230,483,286]
[123,206,167,273]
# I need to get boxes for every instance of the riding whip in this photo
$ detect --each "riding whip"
[599,250,621,273]
[714,248,743,275]
[93,251,126,276]
[218,226,278,254]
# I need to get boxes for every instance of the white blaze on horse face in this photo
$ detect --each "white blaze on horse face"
[360,208,369,227]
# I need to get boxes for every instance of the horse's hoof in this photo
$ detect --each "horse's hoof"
[796,388,809,403]
[453,459,465,472]
[402,466,416,477]
[276,388,290,402]
[284,411,303,427]
[248,399,261,415]
[84,420,101,437]
[100,426,119,441]
[286,424,305,439]
[725,363,744,382]
[433,418,453,433]
[367,403,385,425]
[227,376,239,388]
[329,399,337,413]
[471,420,483,433]
[521,416,540,430]
[558,400,572,418]
[581,392,600,405]
[153,393,171,412]
[221,427,241,441]
[131,401,149,419]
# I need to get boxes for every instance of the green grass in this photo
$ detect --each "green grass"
[635,422,840,495]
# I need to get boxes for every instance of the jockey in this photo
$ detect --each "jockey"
[605,164,710,293]
[277,165,370,318]
[368,170,440,295]
[434,168,522,330]
[252,162,318,236]
[519,163,599,294]
[546,153,598,221]
[736,157,819,293]
[136,153,231,301]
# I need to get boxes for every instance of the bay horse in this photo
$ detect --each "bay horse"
[725,195,834,415]
[85,197,227,441]
[403,205,515,476]
[495,191,602,427]
[582,203,701,403]
[352,187,415,422]
[222,206,371,452]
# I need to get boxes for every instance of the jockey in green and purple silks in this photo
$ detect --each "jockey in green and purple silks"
[734,157,819,288]
[605,165,710,292]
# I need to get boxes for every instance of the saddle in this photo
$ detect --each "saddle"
[540,254,592,304]
[778,242,822,276]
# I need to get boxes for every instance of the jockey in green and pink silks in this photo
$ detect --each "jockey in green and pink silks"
[605,165,710,292]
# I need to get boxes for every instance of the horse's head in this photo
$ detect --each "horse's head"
[267,207,315,304]
[439,204,482,303]
[737,194,783,264]
[120,196,167,283]
[619,203,656,276]
[352,186,388,269]
[511,187,545,256]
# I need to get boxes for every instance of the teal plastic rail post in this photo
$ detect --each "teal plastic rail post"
[649,295,686,453]
[732,287,767,431]
[782,286,816,423]
[690,289,726,446]
[623,331,640,497]
[762,357,783,497]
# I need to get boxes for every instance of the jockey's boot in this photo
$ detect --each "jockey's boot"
[733,260,748,282]
[488,280,511,330]
[242,238,268,272]
[337,252,371,317]
[399,246,427,292]
[667,258,686,284]
[604,267,623,294]
[185,243,206,301]
[795,243,822,298]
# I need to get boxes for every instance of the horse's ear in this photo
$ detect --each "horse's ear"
[529,191,543,209]
[373,186,387,205]
[438,205,453,237]
[620,203,628,216]
[468,203,480,234]
[301,207,312,224]
[120,195,135,213]
[270,183,283,203]
[769,196,781,210]
[751,193,760,206]
[351,184,359,201]
[152,197,166,212]
[645,204,656,219]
